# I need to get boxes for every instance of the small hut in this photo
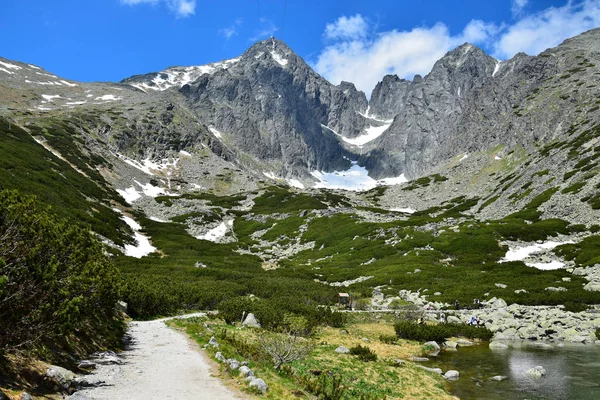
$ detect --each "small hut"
[338,293,352,309]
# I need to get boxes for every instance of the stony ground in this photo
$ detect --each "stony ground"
[71,314,246,400]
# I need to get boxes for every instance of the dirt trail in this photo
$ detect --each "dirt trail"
[72,314,246,400]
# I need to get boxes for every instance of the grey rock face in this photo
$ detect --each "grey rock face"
[208,336,219,348]
[21,393,33,400]
[179,38,366,179]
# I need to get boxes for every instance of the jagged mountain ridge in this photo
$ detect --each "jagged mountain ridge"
[0,29,599,212]
[112,30,600,183]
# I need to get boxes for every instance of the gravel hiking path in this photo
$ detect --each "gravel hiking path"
[72,313,247,400]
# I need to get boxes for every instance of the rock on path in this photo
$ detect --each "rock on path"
[72,314,245,400]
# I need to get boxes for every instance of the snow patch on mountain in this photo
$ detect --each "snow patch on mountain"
[96,94,121,101]
[128,58,241,92]
[208,126,223,138]
[0,61,22,71]
[311,162,407,191]
[119,214,156,258]
[342,123,392,147]
[322,121,391,147]
[270,51,288,67]
[116,154,179,176]
[117,187,142,204]
[42,94,61,102]
[195,220,234,242]
[500,240,575,270]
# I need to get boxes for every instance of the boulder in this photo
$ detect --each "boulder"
[94,351,121,365]
[526,366,546,380]
[456,339,473,347]
[489,341,509,350]
[215,352,226,362]
[584,282,600,292]
[423,341,440,355]
[46,365,76,389]
[249,378,268,394]
[444,370,459,380]
[495,283,507,289]
[409,356,429,362]
[335,346,350,354]
[242,313,261,328]
[447,316,461,324]
[227,359,240,370]
[444,341,458,349]
[77,360,96,370]
[21,393,33,400]
[416,365,443,374]
[208,336,219,348]
[490,375,508,381]
[239,366,254,377]
[492,298,507,308]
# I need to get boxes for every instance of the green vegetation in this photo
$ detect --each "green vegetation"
[402,174,448,191]
[171,313,453,399]
[349,344,378,362]
[0,189,124,362]
[394,321,493,342]
[0,117,131,245]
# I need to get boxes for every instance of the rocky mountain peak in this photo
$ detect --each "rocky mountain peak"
[430,42,497,79]
[240,37,297,69]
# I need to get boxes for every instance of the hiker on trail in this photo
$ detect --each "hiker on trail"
[417,317,424,325]
[468,316,476,326]
[440,312,446,324]
[455,300,460,310]
[476,316,482,326]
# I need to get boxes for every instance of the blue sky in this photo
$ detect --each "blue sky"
[1,0,600,94]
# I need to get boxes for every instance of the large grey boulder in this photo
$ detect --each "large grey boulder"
[447,315,462,324]
[21,393,33,400]
[526,366,546,380]
[242,313,261,328]
[489,341,509,350]
[249,377,268,394]
[208,336,219,348]
[335,346,350,354]
[492,298,508,308]
[444,370,460,380]
[227,359,240,371]
[584,282,600,291]
[239,366,254,378]
[423,341,440,355]
[46,365,76,389]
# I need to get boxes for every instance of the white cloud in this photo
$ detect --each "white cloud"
[314,21,480,96]
[120,0,195,18]
[512,0,529,16]
[324,14,369,40]
[220,18,243,39]
[315,1,600,95]
[494,0,600,59]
